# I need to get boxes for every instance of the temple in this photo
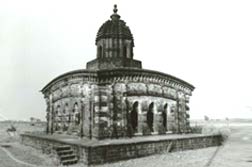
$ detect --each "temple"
[41,5,195,140]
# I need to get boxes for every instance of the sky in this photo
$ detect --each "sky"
[0,0,252,121]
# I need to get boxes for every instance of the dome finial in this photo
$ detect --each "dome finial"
[113,4,118,14]
[111,4,120,20]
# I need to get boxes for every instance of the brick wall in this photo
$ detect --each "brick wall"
[87,135,222,164]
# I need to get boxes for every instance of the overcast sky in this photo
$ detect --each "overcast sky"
[0,0,252,121]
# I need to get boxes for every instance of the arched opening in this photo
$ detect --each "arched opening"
[131,101,138,132]
[170,105,175,116]
[55,105,60,118]
[123,46,127,58]
[63,103,68,115]
[163,104,168,131]
[130,46,133,58]
[73,103,80,125]
[56,105,60,115]
[98,46,103,58]
[147,102,154,132]
[63,103,68,131]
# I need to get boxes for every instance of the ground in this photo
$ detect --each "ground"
[210,126,252,167]
[0,121,252,167]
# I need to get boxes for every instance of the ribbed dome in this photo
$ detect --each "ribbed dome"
[95,5,134,46]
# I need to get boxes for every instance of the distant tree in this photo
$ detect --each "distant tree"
[226,117,229,127]
[30,117,41,125]
[30,117,36,126]
[204,115,209,121]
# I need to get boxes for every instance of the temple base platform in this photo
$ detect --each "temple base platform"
[20,133,222,165]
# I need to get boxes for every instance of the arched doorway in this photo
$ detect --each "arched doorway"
[98,46,103,58]
[131,101,138,132]
[147,102,154,132]
[163,104,168,131]
[123,46,127,58]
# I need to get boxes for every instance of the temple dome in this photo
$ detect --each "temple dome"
[87,5,141,70]
[95,5,134,46]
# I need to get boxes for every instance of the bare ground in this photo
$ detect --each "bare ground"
[209,126,252,167]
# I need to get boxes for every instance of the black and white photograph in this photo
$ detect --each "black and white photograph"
[0,0,252,166]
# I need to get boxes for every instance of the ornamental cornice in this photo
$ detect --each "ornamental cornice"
[125,93,177,101]
[97,69,194,95]
[97,68,195,90]
[41,68,195,96]
[41,70,97,93]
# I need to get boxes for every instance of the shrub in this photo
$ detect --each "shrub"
[218,127,231,142]
[202,125,231,143]
[190,125,203,134]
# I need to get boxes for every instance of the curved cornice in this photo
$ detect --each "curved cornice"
[41,68,195,94]
[41,70,97,93]
[98,68,195,90]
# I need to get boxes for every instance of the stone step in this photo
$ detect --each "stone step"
[57,149,74,156]
[53,145,79,165]
[60,154,77,161]
[54,145,72,152]
[61,157,78,166]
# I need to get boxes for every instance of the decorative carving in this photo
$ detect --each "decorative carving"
[127,82,147,95]
[147,84,162,96]
[114,83,126,93]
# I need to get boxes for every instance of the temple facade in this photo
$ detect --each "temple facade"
[41,5,195,139]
